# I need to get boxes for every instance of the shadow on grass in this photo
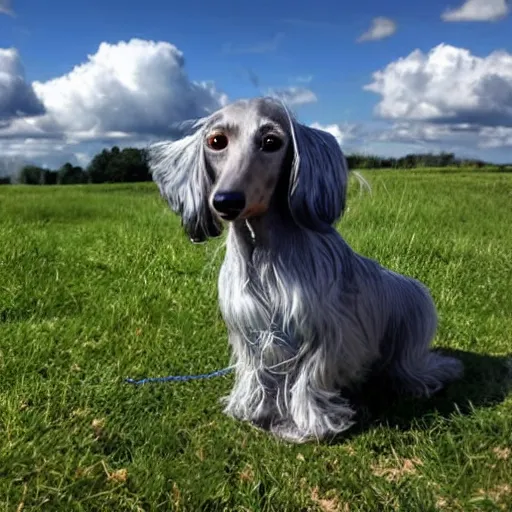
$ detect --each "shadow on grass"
[334,349,512,441]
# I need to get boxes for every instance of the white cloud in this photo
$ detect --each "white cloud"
[357,17,397,42]
[477,126,512,148]
[442,0,509,22]
[0,0,13,16]
[372,121,512,153]
[310,122,361,147]
[364,44,512,127]
[25,39,228,141]
[311,118,512,158]
[267,86,317,106]
[307,120,486,160]
[0,138,90,178]
[0,48,45,120]
[364,43,512,156]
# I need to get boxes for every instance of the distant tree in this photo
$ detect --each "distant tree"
[86,146,150,183]
[344,151,483,170]
[41,169,58,185]
[117,147,151,182]
[58,162,87,185]
[0,176,10,185]
[104,150,126,182]
[345,154,361,170]
[18,165,44,184]
[399,154,417,169]
[87,149,113,183]
[439,152,456,167]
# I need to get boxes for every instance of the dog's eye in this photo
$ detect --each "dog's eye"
[261,135,283,152]
[207,133,228,151]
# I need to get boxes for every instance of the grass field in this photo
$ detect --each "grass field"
[0,170,511,511]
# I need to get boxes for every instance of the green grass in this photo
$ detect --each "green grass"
[0,170,511,511]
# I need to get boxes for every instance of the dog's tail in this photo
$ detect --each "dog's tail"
[424,351,464,392]
[394,350,464,398]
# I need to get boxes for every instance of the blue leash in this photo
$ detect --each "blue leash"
[125,366,233,385]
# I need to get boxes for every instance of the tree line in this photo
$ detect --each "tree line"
[1,147,510,186]
[346,152,509,170]
[8,146,152,186]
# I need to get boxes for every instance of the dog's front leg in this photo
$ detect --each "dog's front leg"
[222,368,281,426]
[221,332,284,427]
[270,352,357,443]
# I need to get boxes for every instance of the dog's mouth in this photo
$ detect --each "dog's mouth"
[217,211,242,222]
[215,205,268,223]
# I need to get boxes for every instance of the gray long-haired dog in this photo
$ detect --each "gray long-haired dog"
[149,97,463,443]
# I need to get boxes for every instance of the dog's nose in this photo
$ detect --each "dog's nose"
[212,191,246,220]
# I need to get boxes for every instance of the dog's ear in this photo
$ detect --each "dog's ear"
[148,125,222,243]
[287,121,348,232]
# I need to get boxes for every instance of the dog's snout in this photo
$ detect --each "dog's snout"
[212,191,246,220]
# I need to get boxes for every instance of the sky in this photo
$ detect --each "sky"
[1,0,512,175]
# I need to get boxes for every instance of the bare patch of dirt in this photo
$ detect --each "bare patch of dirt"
[371,457,423,482]
[311,487,349,512]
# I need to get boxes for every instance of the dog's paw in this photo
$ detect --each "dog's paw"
[269,420,315,444]
[269,418,355,444]
[222,399,278,427]
[220,397,246,421]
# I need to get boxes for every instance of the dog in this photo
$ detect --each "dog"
[148,97,463,443]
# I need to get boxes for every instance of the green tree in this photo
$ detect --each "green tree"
[117,147,151,182]
[87,149,113,183]
[41,169,58,185]
[18,165,44,184]
[58,162,87,185]
[86,146,150,183]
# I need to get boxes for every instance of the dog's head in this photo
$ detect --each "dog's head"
[149,97,349,242]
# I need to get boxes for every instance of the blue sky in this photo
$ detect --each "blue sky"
[1,0,512,172]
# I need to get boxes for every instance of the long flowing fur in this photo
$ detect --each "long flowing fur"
[149,120,222,243]
[149,97,464,443]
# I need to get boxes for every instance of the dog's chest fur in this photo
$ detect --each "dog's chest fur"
[218,223,304,351]
[217,220,361,354]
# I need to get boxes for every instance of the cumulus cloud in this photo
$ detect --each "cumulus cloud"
[364,44,512,127]
[479,126,512,147]
[23,39,228,141]
[364,42,512,153]
[0,0,13,16]
[267,86,317,106]
[310,122,361,147]
[442,0,509,22]
[0,48,45,121]
[357,17,397,42]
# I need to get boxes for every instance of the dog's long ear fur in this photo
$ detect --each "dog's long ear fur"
[148,124,222,243]
[287,120,349,232]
